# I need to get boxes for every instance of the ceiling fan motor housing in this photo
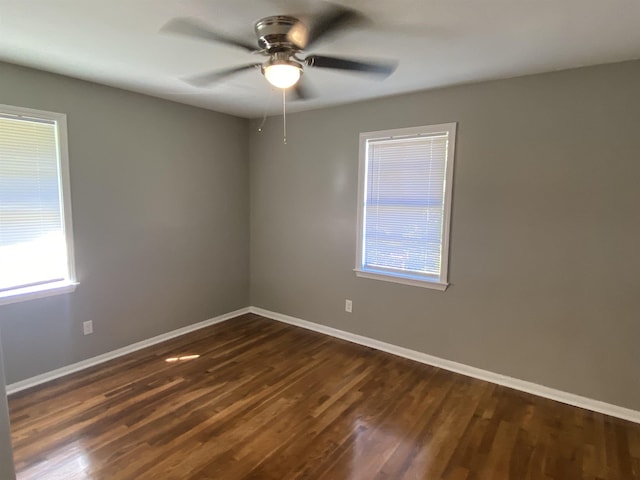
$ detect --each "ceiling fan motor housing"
[255,15,300,52]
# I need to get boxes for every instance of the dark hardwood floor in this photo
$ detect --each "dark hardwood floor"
[8,313,640,479]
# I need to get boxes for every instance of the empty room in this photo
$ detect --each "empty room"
[1,1,640,479]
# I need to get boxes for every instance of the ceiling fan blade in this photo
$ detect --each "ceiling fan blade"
[293,79,314,101]
[161,18,257,53]
[305,55,396,78]
[183,63,262,87]
[288,3,365,50]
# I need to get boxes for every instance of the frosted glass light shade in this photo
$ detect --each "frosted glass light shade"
[264,63,301,89]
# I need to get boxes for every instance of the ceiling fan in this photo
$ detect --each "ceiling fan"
[161,3,397,100]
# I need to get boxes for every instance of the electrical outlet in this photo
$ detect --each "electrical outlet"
[83,320,93,336]
[345,299,353,313]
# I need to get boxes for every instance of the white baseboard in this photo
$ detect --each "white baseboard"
[6,307,250,395]
[250,306,640,424]
[8,305,639,424]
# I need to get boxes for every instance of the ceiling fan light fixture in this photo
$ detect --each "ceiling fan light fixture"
[263,61,302,89]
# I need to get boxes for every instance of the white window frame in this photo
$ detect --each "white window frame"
[0,104,77,306]
[355,123,457,291]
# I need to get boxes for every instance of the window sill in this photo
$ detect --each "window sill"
[354,269,449,291]
[0,281,78,307]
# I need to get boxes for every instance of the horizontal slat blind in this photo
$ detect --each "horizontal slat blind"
[0,114,67,291]
[363,133,449,278]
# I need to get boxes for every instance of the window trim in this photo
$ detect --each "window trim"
[0,104,77,306]
[354,122,457,290]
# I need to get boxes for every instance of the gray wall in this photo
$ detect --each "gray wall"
[0,334,16,480]
[250,60,640,410]
[0,62,250,385]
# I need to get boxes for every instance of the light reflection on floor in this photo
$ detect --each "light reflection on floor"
[348,418,418,479]
[165,354,200,363]
[17,440,91,480]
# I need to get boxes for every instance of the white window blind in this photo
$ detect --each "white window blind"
[0,105,76,303]
[356,123,456,290]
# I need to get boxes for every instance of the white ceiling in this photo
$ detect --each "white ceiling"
[1,0,639,118]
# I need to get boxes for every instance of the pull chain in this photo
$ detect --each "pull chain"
[282,88,287,144]
[257,110,268,133]
[258,89,276,133]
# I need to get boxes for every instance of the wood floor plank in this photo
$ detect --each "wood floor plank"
[8,313,640,479]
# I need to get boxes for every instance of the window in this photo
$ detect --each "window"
[0,104,76,305]
[355,123,456,290]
